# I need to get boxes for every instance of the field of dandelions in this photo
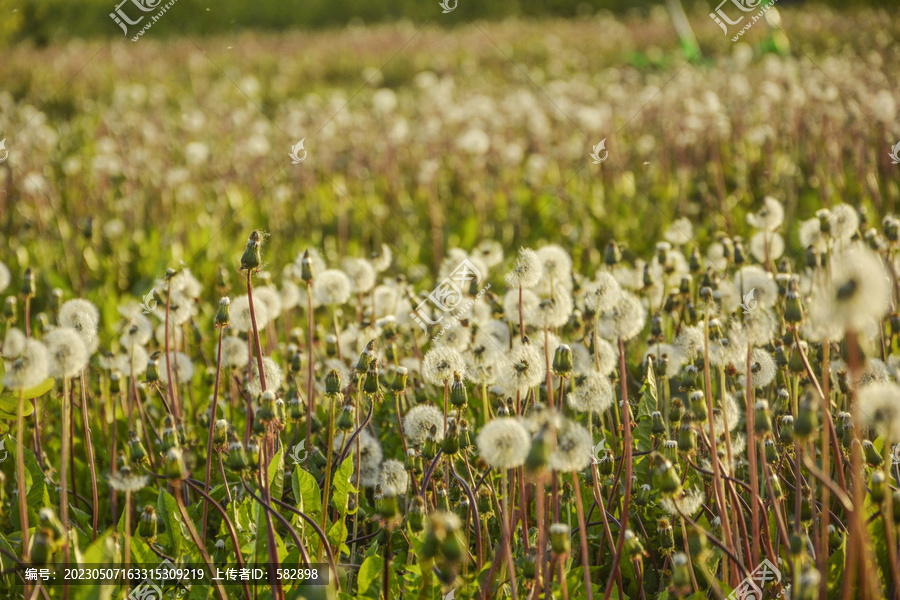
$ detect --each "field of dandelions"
[1,5,900,600]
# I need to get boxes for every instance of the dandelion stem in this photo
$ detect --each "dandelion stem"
[78,373,99,540]
[202,325,225,545]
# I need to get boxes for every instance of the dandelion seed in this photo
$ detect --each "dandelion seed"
[108,471,150,493]
[750,231,784,262]
[476,418,531,470]
[536,245,572,286]
[733,266,778,309]
[120,314,153,348]
[828,204,860,242]
[664,218,694,245]
[674,326,705,362]
[531,293,573,329]
[660,487,705,516]
[815,247,890,331]
[221,336,249,368]
[115,344,149,377]
[737,348,776,388]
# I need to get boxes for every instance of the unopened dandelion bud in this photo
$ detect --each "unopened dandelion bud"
[599,453,614,476]
[549,523,571,555]
[842,420,853,448]
[161,418,179,452]
[337,404,355,431]
[828,525,842,549]
[405,449,421,474]
[391,366,409,392]
[732,239,746,266]
[604,240,620,266]
[300,250,315,282]
[869,470,886,504]
[755,400,772,433]
[363,360,379,395]
[525,431,549,474]
[552,344,573,377]
[325,368,342,394]
[212,419,229,446]
[450,372,467,407]
[789,533,804,557]
[356,340,375,373]
[240,231,262,271]
[774,387,790,414]
[246,440,260,470]
[689,247,702,273]
[288,395,303,422]
[165,448,186,480]
[644,265,655,289]
[794,396,817,439]
[654,454,682,496]
[624,529,644,557]
[650,411,666,435]
[678,421,696,453]
[213,539,227,566]
[423,426,439,461]
[440,529,462,563]
[129,431,149,466]
[785,290,803,324]
[522,548,538,579]
[110,371,122,394]
[455,496,470,522]
[20,267,36,299]
[256,390,276,424]
[680,365,698,392]
[765,439,778,462]
[672,553,691,589]
[145,353,161,383]
[771,473,784,499]
[658,518,674,551]
[139,505,158,539]
[779,415,795,443]
[407,496,426,532]
[662,440,678,461]
[228,441,249,472]
[4,296,16,320]
[689,390,707,423]
[30,527,54,565]
[687,525,707,558]
[788,344,806,374]
[379,486,399,520]
[863,440,883,466]
[669,396,685,424]
[442,421,460,456]
[325,334,338,357]
[636,483,651,506]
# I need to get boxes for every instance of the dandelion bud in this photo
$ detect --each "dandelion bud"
[599,452,614,475]
[869,470,886,504]
[129,431,149,466]
[408,496,426,532]
[755,400,772,434]
[779,415,795,443]
[789,533,804,557]
[300,250,315,282]
[246,440,260,471]
[228,440,249,472]
[21,267,36,299]
[765,439,778,462]
[651,411,666,435]
[636,483,651,506]
[392,366,409,392]
[624,529,644,558]
[110,371,122,394]
[379,486,399,520]
[678,420,696,453]
[440,528,463,563]
[733,239,746,266]
[662,440,678,461]
[212,419,229,447]
[644,265,655,289]
[687,525,707,559]
[337,404,355,431]
[689,390,707,423]
[213,539,227,566]
[552,344,573,377]
[161,417,179,452]
[449,372,467,408]
[774,387,790,413]
[442,421,460,456]
[771,473,784,499]
[405,448,421,474]
[325,334,337,357]
[145,352,161,383]
[604,241,620,266]
[455,496,470,522]
[139,505,158,539]
[653,454,682,496]
[785,290,804,324]
[842,420,853,448]
[680,365,699,392]
[4,296,16,320]
[215,297,231,328]
[240,231,262,271]
[325,368,342,394]
[658,518,674,551]
[863,440,883,467]
[669,396,685,424]
[30,527,54,565]
[363,360,379,395]
[522,548,538,579]
[50,288,64,312]
[356,340,375,374]
[549,523,571,555]
[525,430,549,475]
[164,448,186,480]
[794,395,817,439]
[788,343,806,374]
[672,552,691,589]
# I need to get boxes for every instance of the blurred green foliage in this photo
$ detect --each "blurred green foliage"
[1,0,895,45]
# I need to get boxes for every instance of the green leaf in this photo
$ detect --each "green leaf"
[158,488,188,558]
[0,377,55,408]
[357,555,384,597]
[292,467,321,515]
[327,519,349,557]
[269,446,285,502]
[331,455,355,515]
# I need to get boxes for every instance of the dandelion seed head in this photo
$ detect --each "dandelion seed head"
[660,487,705,516]
[579,272,622,314]
[3,339,49,390]
[507,248,543,289]
[829,204,860,242]
[597,292,646,341]
[120,314,153,348]
[373,285,399,318]
[549,419,593,471]
[158,352,194,385]
[501,340,546,395]
[422,346,466,386]
[664,218,694,245]
[342,258,376,294]
[254,286,283,319]
[221,336,249,368]
[503,288,540,324]
[313,269,352,306]
[115,344,149,377]
[738,348,776,389]
[747,196,784,231]
[567,370,614,415]
[476,417,531,470]
[280,280,301,310]
[674,326,705,361]
[379,459,409,493]
[403,404,445,448]
[0,262,9,293]
[247,356,284,396]
[59,299,100,346]
[229,295,269,333]
[857,382,900,441]
[45,327,89,379]
[536,245,572,285]
[733,266,778,309]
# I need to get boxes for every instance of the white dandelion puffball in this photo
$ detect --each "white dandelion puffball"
[253,286,283,319]
[313,269,352,306]
[221,336,250,368]
[115,344,149,377]
[567,370,615,415]
[3,339,49,390]
[230,295,269,333]
[379,459,409,493]
[422,346,466,386]
[747,196,784,231]
[500,340,546,395]
[819,247,891,331]
[58,298,100,346]
[857,382,900,442]
[664,218,694,245]
[507,248,543,289]
[158,352,194,385]
[549,419,593,472]
[120,314,153,348]
[403,404,445,448]
[342,258,376,294]
[579,272,622,314]
[0,262,9,293]
[476,418,531,470]
[597,292,646,341]
[247,356,284,397]
[536,245,572,286]
[733,266,778,309]
[45,327,89,379]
